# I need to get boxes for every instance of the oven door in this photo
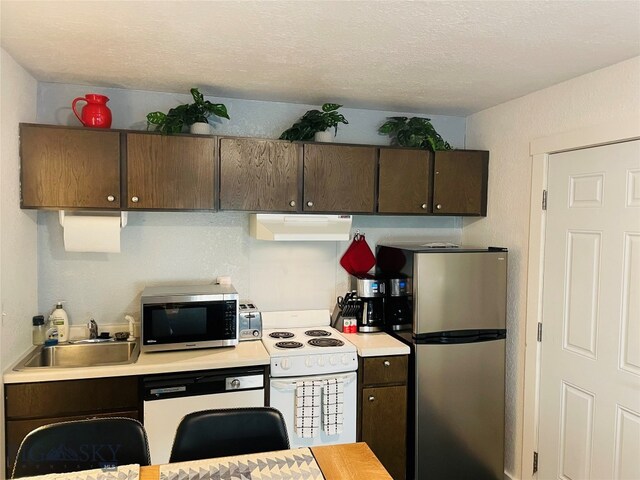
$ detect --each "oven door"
[142,299,238,352]
[269,371,357,448]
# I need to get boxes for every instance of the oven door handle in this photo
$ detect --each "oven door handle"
[270,373,356,392]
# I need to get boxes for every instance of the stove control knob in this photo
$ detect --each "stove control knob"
[317,356,326,366]
[341,355,350,365]
[329,356,338,366]
[305,357,314,367]
[281,358,290,370]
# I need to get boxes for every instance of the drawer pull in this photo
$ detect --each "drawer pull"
[368,396,375,402]
[131,196,139,203]
[289,200,296,207]
[436,204,442,210]
[107,195,116,202]
[383,360,391,367]
[306,201,314,207]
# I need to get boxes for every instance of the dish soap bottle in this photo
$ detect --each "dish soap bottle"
[50,302,69,342]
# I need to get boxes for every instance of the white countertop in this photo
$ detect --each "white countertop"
[3,341,270,384]
[344,332,410,357]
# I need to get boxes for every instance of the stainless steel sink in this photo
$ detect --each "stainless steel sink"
[14,341,140,370]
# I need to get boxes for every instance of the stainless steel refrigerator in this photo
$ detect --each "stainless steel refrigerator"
[377,245,507,480]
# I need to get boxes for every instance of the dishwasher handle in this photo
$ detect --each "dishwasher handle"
[143,371,264,400]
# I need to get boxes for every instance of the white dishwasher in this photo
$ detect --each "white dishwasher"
[142,367,266,464]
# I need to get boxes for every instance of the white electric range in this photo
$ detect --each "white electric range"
[261,310,358,448]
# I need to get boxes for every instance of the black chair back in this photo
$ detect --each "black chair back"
[169,407,290,463]
[12,417,151,478]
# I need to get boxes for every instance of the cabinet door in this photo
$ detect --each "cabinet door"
[126,133,215,210]
[20,124,121,209]
[362,385,407,480]
[378,148,432,214]
[303,144,376,213]
[219,138,300,211]
[433,150,488,215]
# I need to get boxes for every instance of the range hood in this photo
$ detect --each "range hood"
[249,214,352,241]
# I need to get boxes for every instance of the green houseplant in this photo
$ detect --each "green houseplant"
[280,103,348,141]
[378,117,452,151]
[146,88,229,134]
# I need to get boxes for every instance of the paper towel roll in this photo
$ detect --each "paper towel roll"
[63,215,121,253]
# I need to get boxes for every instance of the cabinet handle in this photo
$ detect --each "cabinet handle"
[436,204,442,210]
[421,203,427,210]
[107,195,116,202]
[368,396,375,402]
[307,201,314,207]
[383,360,391,367]
[131,196,139,203]
[435,171,440,175]
[289,200,296,207]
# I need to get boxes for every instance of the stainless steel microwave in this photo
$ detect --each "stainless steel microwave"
[140,284,239,353]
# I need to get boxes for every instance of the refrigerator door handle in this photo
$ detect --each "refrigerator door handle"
[415,328,506,344]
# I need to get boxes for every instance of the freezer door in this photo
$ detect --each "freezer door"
[414,339,505,480]
[414,251,507,333]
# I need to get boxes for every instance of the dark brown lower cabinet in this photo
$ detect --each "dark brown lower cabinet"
[358,355,408,480]
[4,376,140,477]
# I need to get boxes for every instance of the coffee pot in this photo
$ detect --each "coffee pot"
[349,274,384,333]
[384,277,412,331]
[72,93,112,128]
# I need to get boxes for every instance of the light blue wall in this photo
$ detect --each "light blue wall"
[36,83,466,326]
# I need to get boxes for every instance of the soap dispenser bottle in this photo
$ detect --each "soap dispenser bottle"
[50,302,69,342]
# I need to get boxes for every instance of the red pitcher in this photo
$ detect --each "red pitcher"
[72,93,112,128]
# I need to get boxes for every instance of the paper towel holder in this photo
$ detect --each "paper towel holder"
[58,210,128,228]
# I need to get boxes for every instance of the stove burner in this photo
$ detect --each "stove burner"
[275,341,304,349]
[308,338,344,347]
[305,329,331,337]
[269,331,294,339]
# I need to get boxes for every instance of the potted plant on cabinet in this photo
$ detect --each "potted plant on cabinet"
[378,116,452,151]
[279,103,348,142]
[146,88,229,134]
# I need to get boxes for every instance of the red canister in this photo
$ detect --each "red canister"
[72,93,112,128]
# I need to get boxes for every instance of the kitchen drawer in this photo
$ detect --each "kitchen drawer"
[361,355,407,386]
[5,376,139,419]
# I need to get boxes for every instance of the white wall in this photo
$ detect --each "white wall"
[463,56,640,479]
[0,48,38,475]
[36,83,466,326]
[1,49,38,370]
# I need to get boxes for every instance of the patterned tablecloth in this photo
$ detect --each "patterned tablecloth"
[158,447,324,480]
[21,464,140,480]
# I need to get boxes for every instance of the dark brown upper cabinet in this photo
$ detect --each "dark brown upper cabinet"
[219,138,300,211]
[433,150,488,216]
[126,133,216,210]
[20,124,121,209]
[378,148,432,214]
[303,144,377,213]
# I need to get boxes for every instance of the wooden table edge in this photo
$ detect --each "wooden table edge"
[140,442,391,480]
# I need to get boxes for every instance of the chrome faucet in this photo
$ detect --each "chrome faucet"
[87,319,98,339]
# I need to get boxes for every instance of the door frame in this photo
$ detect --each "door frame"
[522,117,640,479]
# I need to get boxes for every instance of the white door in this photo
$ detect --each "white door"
[538,140,640,479]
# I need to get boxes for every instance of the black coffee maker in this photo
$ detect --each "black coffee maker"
[384,276,412,331]
[349,274,384,332]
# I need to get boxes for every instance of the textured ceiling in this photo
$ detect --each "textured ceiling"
[1,0,639,115]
